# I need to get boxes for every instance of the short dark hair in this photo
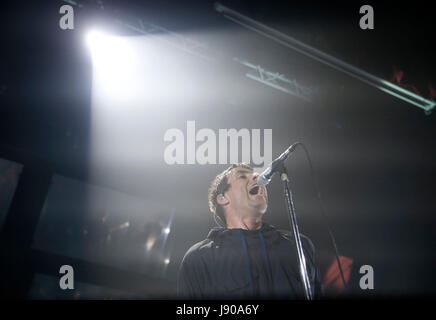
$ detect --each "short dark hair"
[208,163,253,222]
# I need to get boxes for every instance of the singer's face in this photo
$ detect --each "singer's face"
[224,168,268,217]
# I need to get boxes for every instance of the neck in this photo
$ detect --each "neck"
[225,212,263,230]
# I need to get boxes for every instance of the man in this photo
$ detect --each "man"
[178,163,322,299]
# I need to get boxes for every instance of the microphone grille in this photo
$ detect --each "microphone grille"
[257,175,269,186]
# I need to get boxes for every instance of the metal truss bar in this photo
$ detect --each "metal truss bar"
[60,0,213,62]
[215,2,435,113]
[115,19,214,62]
[235,58,313,102]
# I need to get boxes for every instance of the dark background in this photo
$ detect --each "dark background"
[0,0,435,299]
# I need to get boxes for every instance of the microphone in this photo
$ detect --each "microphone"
[257,143,298,186]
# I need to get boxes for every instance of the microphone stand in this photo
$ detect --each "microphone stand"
[279,162,313,300]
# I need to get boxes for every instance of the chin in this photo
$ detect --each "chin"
[253,204,268,216]
[259,206,267,215]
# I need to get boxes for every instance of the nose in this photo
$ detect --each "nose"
[252,172,259,182]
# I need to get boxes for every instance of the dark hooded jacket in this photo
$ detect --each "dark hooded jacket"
[178,222,322,299]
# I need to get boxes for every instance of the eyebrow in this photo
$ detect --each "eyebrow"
[234,169,253,175]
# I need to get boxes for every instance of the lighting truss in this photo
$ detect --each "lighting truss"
[215,2,435,114]
[113,19,214,62]
[60,0,213,62]
[234,58,314,102]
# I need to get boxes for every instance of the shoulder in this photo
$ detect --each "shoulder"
[180,238,215,266]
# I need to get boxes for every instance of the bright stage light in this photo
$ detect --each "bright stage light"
[85,30,103,48]
[86,30,136,100]
[86,30,132,64]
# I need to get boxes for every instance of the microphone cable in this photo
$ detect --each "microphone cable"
[291,142,348,291]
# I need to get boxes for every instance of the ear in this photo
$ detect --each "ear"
[216,194,229,206]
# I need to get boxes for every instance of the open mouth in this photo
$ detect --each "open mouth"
[249,186,260,195]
